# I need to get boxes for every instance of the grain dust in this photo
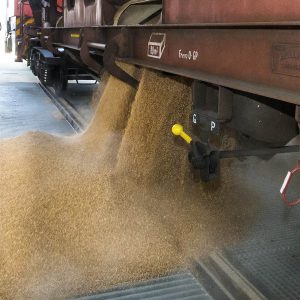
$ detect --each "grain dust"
[0,64,255,299]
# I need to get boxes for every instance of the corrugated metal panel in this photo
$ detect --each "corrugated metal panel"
[64,0,102,27]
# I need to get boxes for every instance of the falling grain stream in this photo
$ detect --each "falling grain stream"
[0,65,255,299]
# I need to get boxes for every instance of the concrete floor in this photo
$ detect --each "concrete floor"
[64,81,98,123]
[0,53,74,138]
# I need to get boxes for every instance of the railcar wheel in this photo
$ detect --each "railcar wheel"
[30,51,39,76]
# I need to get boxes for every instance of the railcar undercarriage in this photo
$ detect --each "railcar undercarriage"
[16,0,300,195]
[24,25,300,187]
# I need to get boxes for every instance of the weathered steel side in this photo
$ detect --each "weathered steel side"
[45,25,300,105]
[163,0,300,24]
[129,26,300,105]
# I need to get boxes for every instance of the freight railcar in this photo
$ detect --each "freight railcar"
[5,0,34,55]
[20,0,300,200]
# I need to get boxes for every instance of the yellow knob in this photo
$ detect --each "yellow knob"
[172,124,192,144]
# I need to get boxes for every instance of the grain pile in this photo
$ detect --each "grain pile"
[0,65,255,299]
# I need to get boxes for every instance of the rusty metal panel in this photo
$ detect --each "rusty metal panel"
[47,25,300,105]
[127,26,300,105]
[14,0,32,17]
[163,0,300,24]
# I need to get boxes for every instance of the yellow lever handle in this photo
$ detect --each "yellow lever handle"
[172,124,192,144]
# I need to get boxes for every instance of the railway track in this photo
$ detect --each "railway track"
[39,83,88,134]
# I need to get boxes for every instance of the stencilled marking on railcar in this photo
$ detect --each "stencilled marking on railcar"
[272,44,300,77]
[147,33,166,59]
[71,33,80,38]
[178,49,199,61]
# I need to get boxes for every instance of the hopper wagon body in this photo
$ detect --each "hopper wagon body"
[17,0,300,186]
